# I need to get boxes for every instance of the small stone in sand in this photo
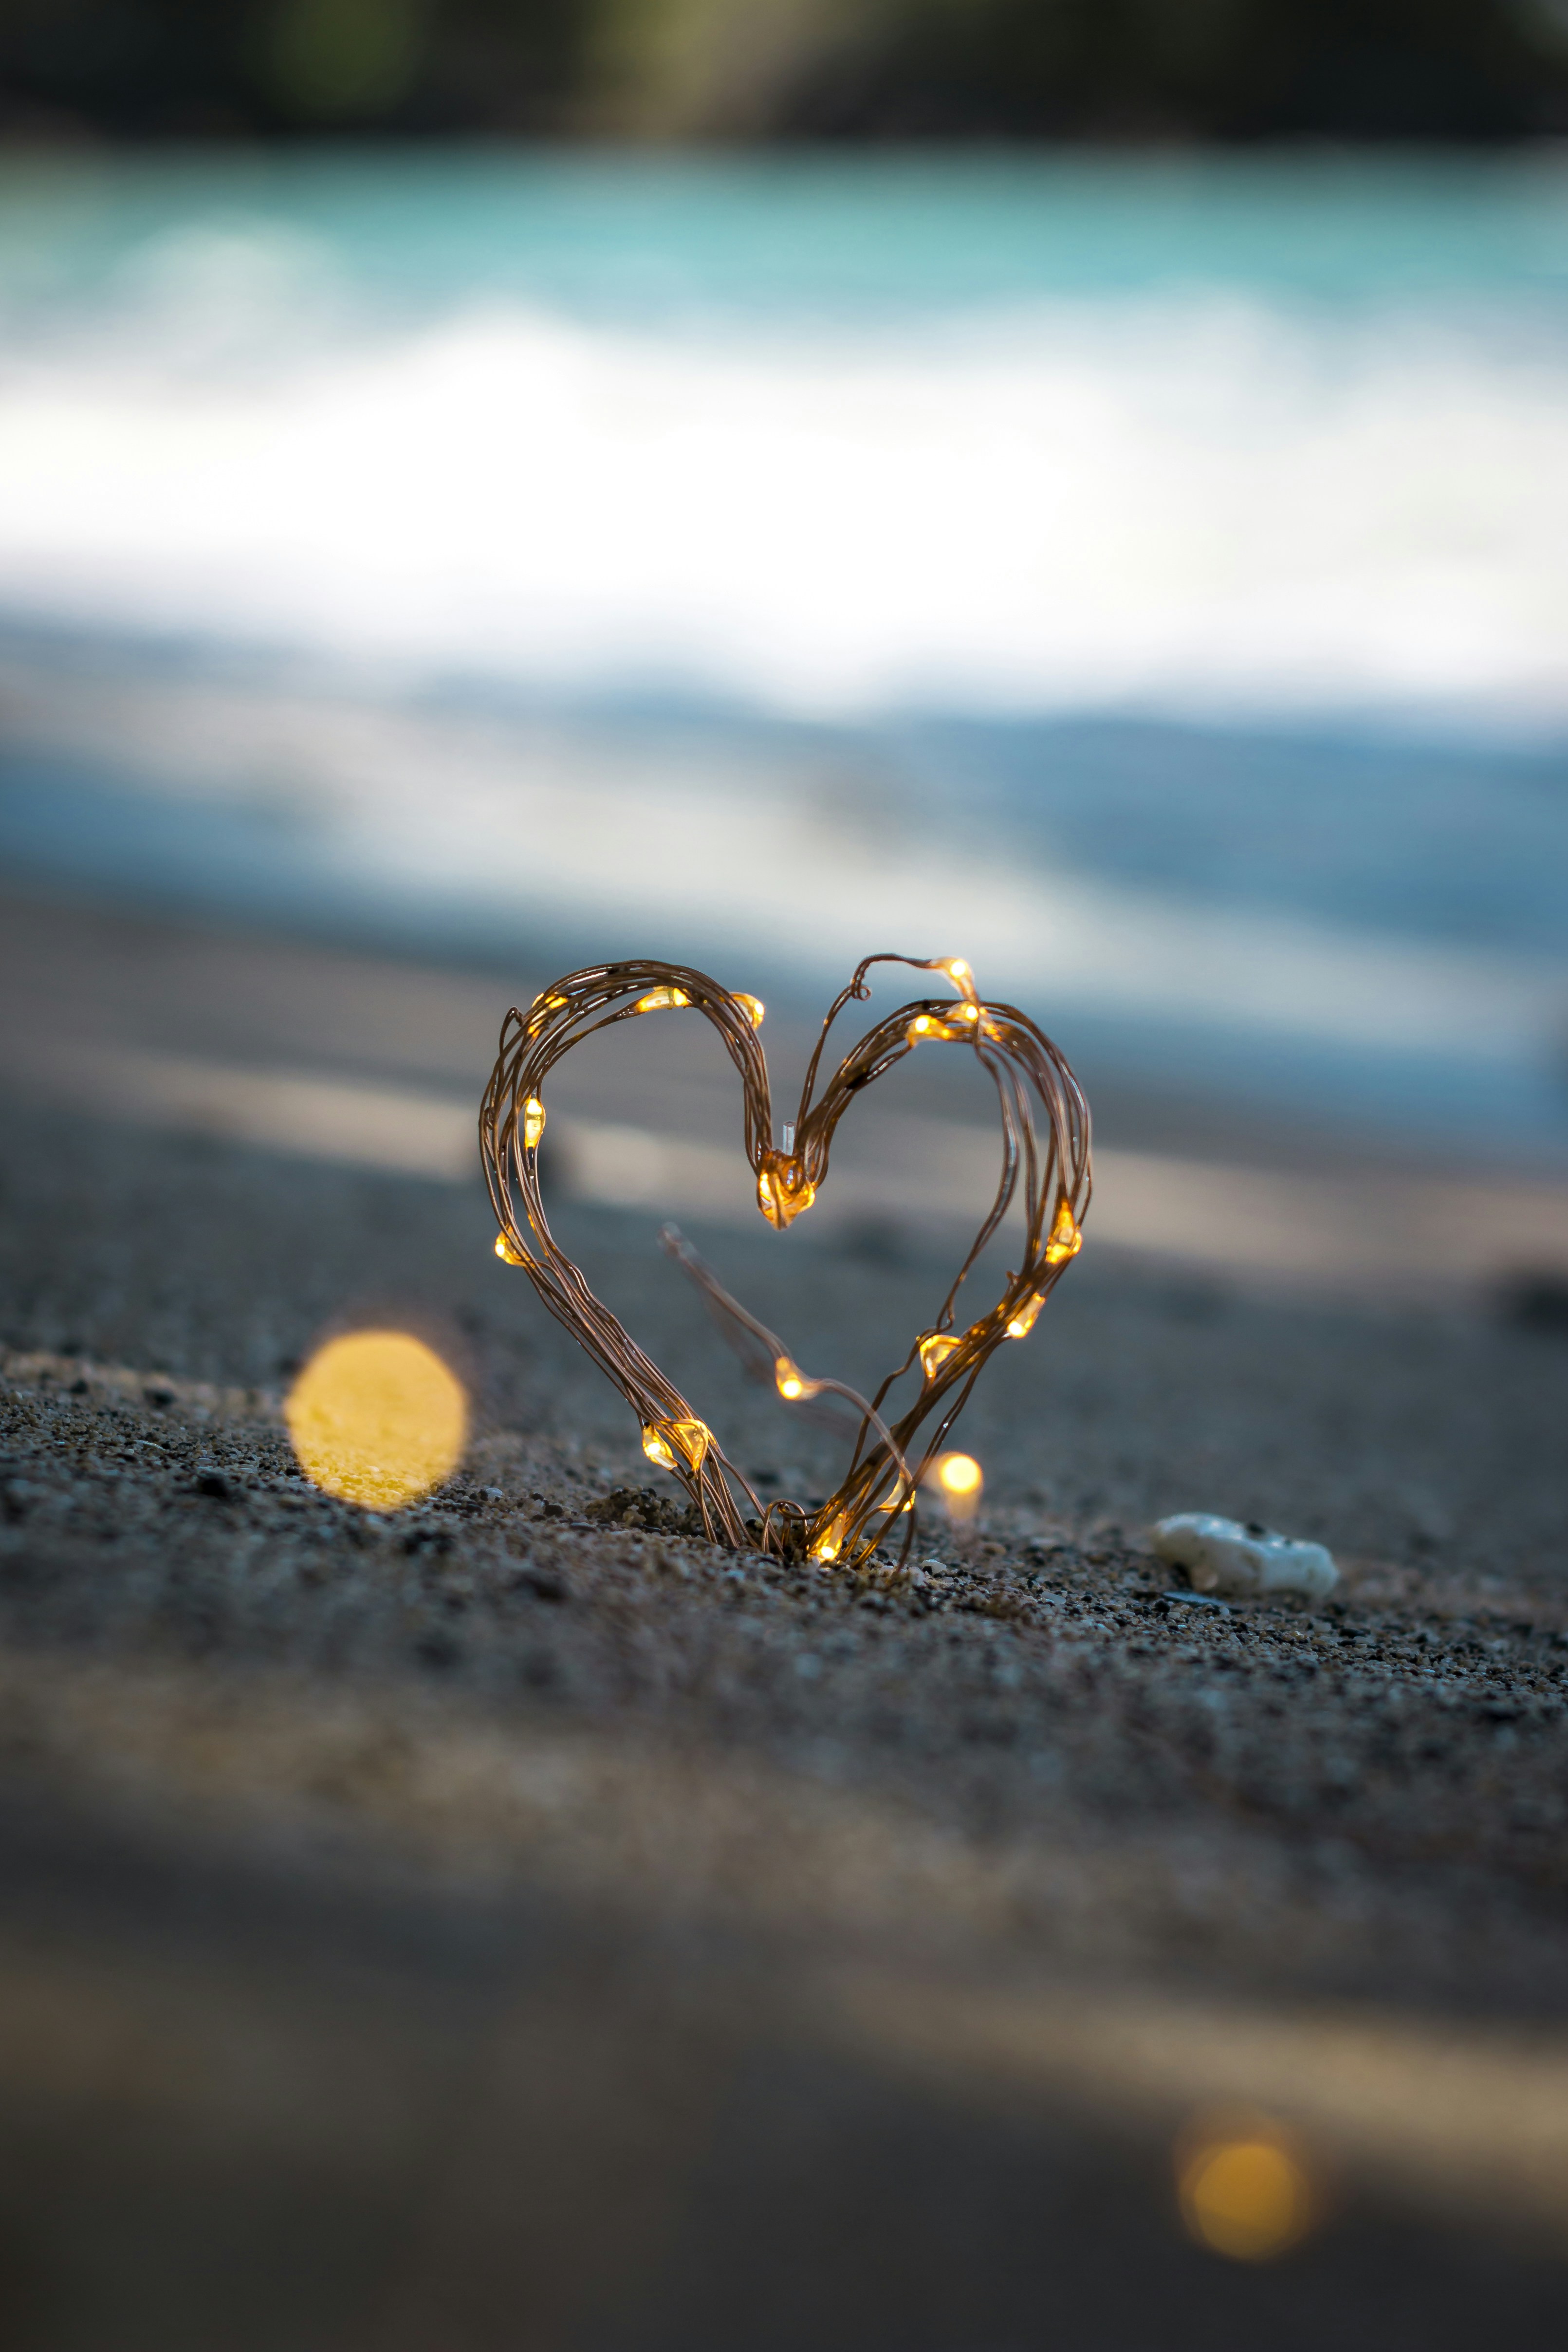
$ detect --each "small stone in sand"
[1151,1512,1339,1602]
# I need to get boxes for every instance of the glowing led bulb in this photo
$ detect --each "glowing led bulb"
[907,1008,971,1046]
[494,1231,527,1266]
[521,1096,546,1151]
[1005,1291,1044,1341]
[635,986,690,1013]
[734,993,765,1028]
[757,1153,816,1229]
[918,1330,961,1378]
[908,1012,960,1046]
[774,1354,819,1402]
[641,1417,712,1473]
[810,1517,847,1563]
[1045,1199,1083,1264]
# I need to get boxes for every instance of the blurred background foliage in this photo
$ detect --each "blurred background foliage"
[4,0,1568,142]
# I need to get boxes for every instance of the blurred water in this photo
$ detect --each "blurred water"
[0,152,1565,1160]
[5,149,1568,323]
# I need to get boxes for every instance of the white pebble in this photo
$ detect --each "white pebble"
[1151,1513,1339,1602]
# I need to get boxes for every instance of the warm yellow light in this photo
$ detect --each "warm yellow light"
[286,1331,467,1512]
[671,1417,710,1467]
[1045,1197,1083,1265]
[907,1008,973,1046]
[1005,1291,1044,1340]
[482,952,1089,1574]
[1177,2122,1315,2261]
[526,994,569,1037]
[936,1452,982,1497]
[757,1155,816,1229]
[641,1417,712,1474]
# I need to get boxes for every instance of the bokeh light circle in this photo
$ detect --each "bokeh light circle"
[1177,2118,1315,2261]
[935,1452,983,1497]
[285,1330,467,1510]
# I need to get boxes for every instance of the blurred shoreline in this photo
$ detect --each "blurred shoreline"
[6,884,1567,1303]
[3,149,1566,1235]
[5,619,1567,1173]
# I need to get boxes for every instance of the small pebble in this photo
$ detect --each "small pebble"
[1151,1512,1339,1602]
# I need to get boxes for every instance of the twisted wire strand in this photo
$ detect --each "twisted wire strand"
[658,1219,915,1505]
[479,953,1091,1570]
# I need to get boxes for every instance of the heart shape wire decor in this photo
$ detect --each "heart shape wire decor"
[480,954,1091,1572]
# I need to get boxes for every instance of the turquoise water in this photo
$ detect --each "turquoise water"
[0,152,1565,1159]
[4,150,1568,322]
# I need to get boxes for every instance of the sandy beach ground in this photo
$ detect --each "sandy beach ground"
[3,889,1568,2347]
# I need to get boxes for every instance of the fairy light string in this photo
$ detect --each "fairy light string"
[480,953,1091,1569]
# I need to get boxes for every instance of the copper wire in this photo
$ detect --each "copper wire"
[479,954,1091,1568]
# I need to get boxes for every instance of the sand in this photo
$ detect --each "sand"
[1,914,1568,2345]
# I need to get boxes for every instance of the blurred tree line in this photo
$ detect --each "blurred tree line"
[3,0,1568,140]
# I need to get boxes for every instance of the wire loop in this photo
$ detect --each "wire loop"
[480,954,1091,1570]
